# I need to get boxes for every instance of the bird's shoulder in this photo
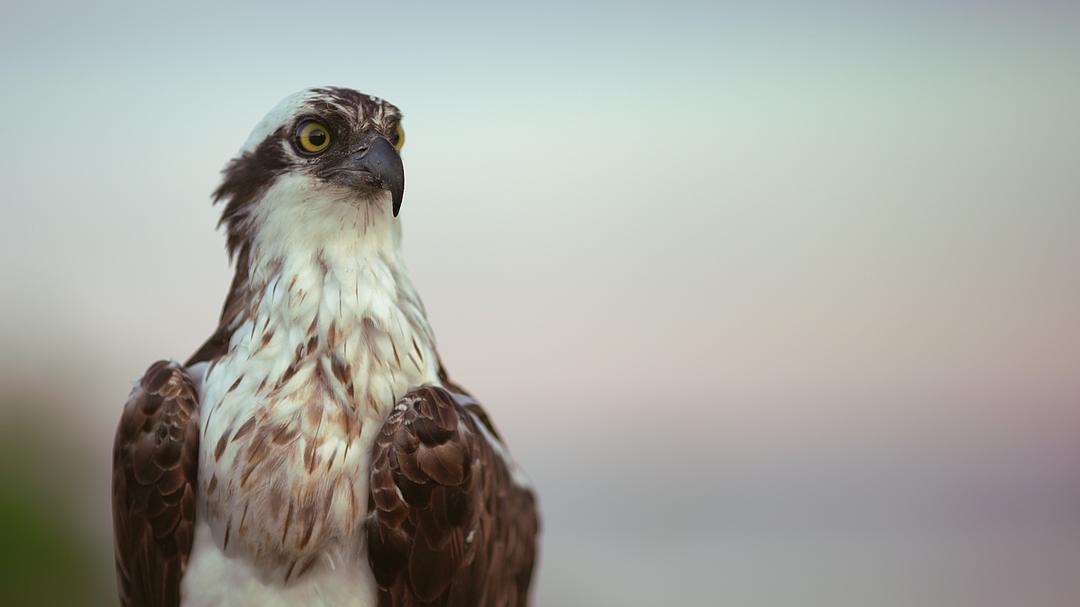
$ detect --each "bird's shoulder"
[112,360,201,607]
[365,383,540,606]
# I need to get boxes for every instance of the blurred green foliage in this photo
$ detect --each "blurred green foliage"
[0,422,113,606]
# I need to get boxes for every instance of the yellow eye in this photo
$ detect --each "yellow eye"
[296,120,331,154]
[392,123,405,151]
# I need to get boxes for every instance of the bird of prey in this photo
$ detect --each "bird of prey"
[112,87,540,606]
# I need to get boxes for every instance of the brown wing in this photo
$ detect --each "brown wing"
[366,385,540,606]
[112,360,200,607]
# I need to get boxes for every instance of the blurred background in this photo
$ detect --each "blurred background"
[1,1,1079,605]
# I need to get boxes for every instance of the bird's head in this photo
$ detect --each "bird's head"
[213,87,406,258]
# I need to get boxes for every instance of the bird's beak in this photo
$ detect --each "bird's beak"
[339,137,405,217]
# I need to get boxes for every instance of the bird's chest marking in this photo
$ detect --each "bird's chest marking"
[196,265,438,579]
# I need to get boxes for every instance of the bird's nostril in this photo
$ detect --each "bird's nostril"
[350,145,369,155]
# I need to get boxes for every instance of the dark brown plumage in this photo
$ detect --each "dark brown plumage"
[366,386,540,606]
[112,360,200,607]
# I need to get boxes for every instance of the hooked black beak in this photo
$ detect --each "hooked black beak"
[337,136,405,216]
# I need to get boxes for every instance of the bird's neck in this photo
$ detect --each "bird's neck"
[236,181,427,342]
[212,207,441,416]
[248,239,427,335]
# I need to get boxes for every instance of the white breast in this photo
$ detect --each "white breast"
[180,195,441,604]
[182,519,378,607]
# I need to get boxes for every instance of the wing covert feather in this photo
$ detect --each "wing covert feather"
[112,360,200,607]
[366,385,539,606]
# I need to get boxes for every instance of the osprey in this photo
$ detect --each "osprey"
[112,87,539,607]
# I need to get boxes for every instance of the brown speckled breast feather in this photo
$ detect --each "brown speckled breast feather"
[112,360,200,607]
[366,385,540,606]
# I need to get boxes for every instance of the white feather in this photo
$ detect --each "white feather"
[183,521,377,607]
